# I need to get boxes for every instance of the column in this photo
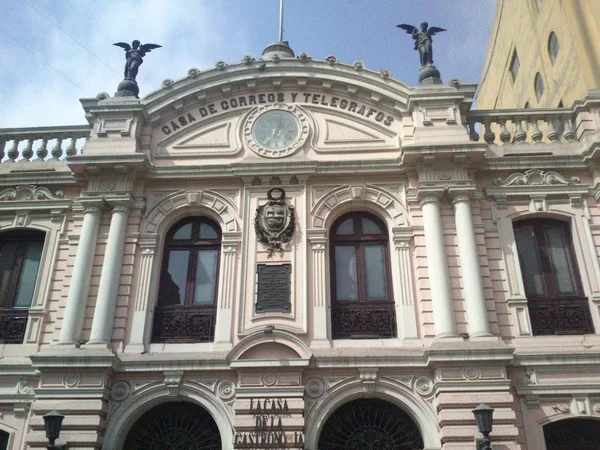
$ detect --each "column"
[58,203,103,344]
[214,234,241,349]
[420,194,456,337]
[88,202,130,345]
[451,193,491,337]
[393,235,419,339]
[308,230,329,346]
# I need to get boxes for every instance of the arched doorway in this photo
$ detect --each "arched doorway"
[0,430,9,450]
[317,398,424,450]
[544,418,600,450]
[123,401,222,449]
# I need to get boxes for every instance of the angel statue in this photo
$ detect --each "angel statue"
[113,40,162,81]
[396,22,446,68]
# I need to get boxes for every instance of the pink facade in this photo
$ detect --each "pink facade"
[0,49,599,449]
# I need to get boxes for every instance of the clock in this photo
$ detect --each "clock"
[251,110,300,151]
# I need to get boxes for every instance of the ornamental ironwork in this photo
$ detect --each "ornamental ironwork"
[254,187,295,256]
[529,298,594,335]
[318,398,424,450]
[0,310,28,344]
[124,401,222,450]
[332,302,397,339]
[152,304,216,343]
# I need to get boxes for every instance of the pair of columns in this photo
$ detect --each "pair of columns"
[420,189,491,338]
[58,198,131,346]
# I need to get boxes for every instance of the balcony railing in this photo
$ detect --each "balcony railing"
[529,297,594,336]
[0,309,28,344]
[332,302,397,339]
[0,125,90,163]
[152,304,216,343]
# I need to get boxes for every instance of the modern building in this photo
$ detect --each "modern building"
[477,0,600,109]
[1,37,600,449]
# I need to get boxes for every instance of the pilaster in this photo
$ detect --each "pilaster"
[307,229,330,347]
[392,230,419,339]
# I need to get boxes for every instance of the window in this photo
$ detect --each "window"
[534,73,544,100]
[152,217,221,343]
[548,32,560,63]
[514,219,594,335]
[510,50,520,81]
[0,230,44,344]
[524,102,531,109]
[330,212,396,339]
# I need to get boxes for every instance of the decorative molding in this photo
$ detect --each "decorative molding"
[217,380,235,400]
[164,371,183,396]
[16,378,33,396]
[358,368,378,392]
[0,185,65,201]
[493,169,579,187]
[111,381,132,402]
[305,377,325,398]
[414,376,434,396]
[552,403,570,413]
[63,373,80,388]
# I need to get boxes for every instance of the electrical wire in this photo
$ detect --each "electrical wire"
[0,27,87,93]
[24,0,121,77]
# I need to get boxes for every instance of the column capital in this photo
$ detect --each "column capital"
[77,198,106,215]
[448,186,477,204]
[105,194,135,211]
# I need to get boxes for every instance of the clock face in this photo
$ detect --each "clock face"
[251,110,301,150]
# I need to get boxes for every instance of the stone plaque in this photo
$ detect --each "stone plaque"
[256,264,291,312]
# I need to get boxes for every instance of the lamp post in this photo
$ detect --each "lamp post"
[472,403,494,450]
[43,410,67,450]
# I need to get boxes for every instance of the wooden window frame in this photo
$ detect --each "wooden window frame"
[329,212,396,339]
[514,218,594,335]
[152,217,222,343]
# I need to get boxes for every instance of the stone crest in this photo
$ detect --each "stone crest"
[255,187,295,256]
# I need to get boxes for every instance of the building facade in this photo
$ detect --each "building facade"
[477,0,600,109]
[0,42,600,449]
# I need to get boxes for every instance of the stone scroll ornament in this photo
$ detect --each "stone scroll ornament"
[254,187,295,257]
[397,22,446,84]
[113,40,162,97]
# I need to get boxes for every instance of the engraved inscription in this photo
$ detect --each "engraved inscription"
[256,264,291,312]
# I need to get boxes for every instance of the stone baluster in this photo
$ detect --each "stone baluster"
[546,116,560,142]
[468,120,480,142]
[7,140,19,162]
[420,193,456,338]
[50,138,63,160]
[65,138,77,157]
[562,116,575,141]
[513,119,527,143]
[499,119,511,143]
[483,119,496,144]
[21,139,33,161]
[529,118,542,142]
[36,138,48,160]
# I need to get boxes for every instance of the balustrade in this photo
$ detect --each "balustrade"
[0,125,90,163]
[467,109,577,145]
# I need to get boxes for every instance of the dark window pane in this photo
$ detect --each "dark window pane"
[172,222,192,240]
[14,241,43,307]
[200,222,219,239]
[361,217,383,235]
[0,242,18,307]
[515,225,547,296]
[545,225,576,295]
[335,218,354,235]
[334,246,358,301]
[164,250,190,305]
[364,245,388,300]
[193,249,218,304]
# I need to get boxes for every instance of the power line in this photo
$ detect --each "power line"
[0,27,87,93]
[24,0,121,77]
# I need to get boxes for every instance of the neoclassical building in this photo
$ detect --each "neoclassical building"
[0,40,600,449]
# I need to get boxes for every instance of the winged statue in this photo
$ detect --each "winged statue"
[396,22,446,67]
[113,40,162,81]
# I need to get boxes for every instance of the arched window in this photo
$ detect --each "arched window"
[534,73,544,100]
[544,418,600,450]
[513,219,594,335]
[152,217,221,343]
[330,212,396,339]
[0,229,45,344]
[548,32,560,63]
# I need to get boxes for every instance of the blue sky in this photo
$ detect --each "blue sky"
[0,0,496,128]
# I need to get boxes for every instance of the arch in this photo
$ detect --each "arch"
[228,328,312,362]
[542,417,600,450]
[311,184,409,231]
[304,379,441,450]
[0,424,16,450]
[142,189,241,236]
[103,383,233,449]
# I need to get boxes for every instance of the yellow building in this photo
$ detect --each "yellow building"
[477,0,600,109]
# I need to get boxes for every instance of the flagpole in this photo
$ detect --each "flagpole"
[279,0,284,42]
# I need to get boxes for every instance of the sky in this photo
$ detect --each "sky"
[0,0,497,128]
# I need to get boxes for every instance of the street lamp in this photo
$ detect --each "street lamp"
[472,403,494,450]
[43,410,67,450]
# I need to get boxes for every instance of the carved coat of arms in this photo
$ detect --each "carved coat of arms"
[254,187,295,256]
